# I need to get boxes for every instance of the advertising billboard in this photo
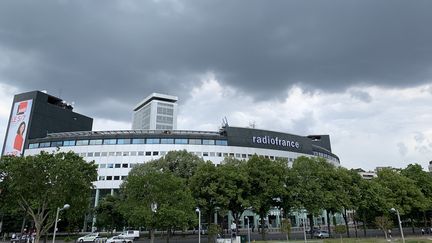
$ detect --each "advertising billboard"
[2,99,33,156]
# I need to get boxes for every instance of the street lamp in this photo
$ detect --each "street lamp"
[245,217,251,243]
[196,208,201,243]
[390,208,405,243]
[52,204,70,243]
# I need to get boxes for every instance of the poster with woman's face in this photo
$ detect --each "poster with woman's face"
[2,99,33,156]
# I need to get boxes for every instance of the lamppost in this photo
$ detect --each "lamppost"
[390,208,405,243]
[196,208,201,243]
[52,204,70,243]
[245,217,250,243]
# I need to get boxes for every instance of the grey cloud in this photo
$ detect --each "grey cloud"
[1,0,432,121]
[350,90,372,103]
[397,142,408,157]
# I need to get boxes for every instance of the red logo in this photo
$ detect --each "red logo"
[16,101,28,115]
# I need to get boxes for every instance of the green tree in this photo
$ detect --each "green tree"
[374,216,393,240]
[246,155,287,239]
[120,165,195,243]
[375,168,426,231]
[148,150,205,182]
[189,161,222,241]
[0,152,97,243]
[401,164,432,227]
[216,158,250,232]
[287,157,331,235]
[95,195,125,234]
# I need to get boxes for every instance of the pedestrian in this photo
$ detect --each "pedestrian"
[422,228,425,235]
[388,229,392,239]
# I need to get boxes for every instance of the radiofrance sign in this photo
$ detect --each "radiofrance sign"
[252,135,300,149]
[3,99,33,156]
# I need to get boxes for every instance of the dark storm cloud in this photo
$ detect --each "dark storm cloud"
[0,0,431,121]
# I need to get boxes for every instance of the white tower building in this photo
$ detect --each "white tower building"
[132,93,178,130]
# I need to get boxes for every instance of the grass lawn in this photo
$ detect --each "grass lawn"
[254,236,432,243]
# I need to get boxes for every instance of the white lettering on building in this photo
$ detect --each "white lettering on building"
[252,136,300,149]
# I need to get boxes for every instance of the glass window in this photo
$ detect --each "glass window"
[215,140,228,146]
[116,152,122,156]
[117,139,131,144]
[189,139,201,145]
[106,176,113,180]
[89,139,103,145]
[107,164,114,168]
[122,163,128,168]
[130,151,137,156]
[138,151,144,156]
[80,153,86,157]
[217,152,222,157]
[195,152,202,156]
[132,138,145,144]
[51,141,63,147]
[203,139,215,145]
[161,138,174,144]
[63,140,75,146]
[242,154,247,158]
[121,176,127,180]
[101,152,108,156]
[152,151,159,156]
[130,164,137,168]
[160,151,166,156]
[146,138,160,144]
[175,138,188,144]
[94,152,101,157]
[123,152,129,156]
[76,140,89,146]
[235,153,240,158]
[87,152,94,157]
[145,151,151,156]
[103,139,117,145]
[29,143,39,149]
[100,164,106,168]
[210,152,215,157]
[98,176,105,181]
[114,176,120,180]
[203,152,209,157]
[108,152,115,156]
[115,164,121,168]
[229,153,234,157]
[39,142,51,148]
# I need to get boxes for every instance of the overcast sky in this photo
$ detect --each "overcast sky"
[1,0,432,171]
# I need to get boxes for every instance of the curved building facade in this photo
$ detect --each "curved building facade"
[25,126,339,190]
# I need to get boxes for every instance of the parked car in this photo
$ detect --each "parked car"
[106,236,133,243]
[117,230,139,240]
[77,233,100,242]
[313,230,330,238]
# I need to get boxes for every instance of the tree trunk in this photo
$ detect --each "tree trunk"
[342,209,350,238]
[259,210,267,240]
[166,228,171,243]
[326,210,331,236]
[308,214,314,238]
[354,219,358,238]
[150,229,155,243]
[362,212,367,237]
[411,217,415,234]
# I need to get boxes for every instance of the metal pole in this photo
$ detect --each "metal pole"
[198,209,201,243]
[52,207,60,243]
[246,217,250,243]
[303,217,307,243]
[396,209,405,243]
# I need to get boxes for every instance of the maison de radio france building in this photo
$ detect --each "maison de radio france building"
[2,91,340,231]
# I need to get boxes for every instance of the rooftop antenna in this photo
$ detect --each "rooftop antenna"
[221,117,229,127]
[248,121,256,129]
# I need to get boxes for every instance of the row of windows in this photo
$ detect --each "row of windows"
[312,151,340,163]
[98,175,127,181]
[29,138,228,149]
[80,150,296,163]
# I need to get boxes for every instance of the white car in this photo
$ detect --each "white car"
[77,233,100,242]
[106,236,133,243]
